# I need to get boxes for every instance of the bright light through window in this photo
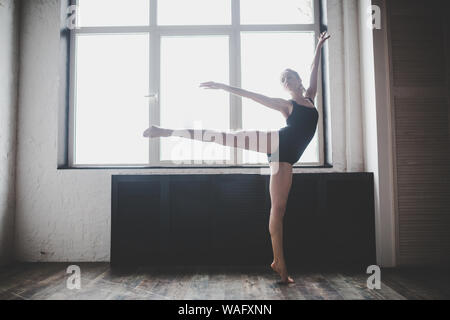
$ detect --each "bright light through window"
[160,36,231,163]
[241,32,318,164]
[240,0,314,25]
[74,34,149,165]
[77,0,150,27]
[157,0,231,25]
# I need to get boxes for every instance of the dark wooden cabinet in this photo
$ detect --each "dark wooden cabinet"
[111,173,376,270]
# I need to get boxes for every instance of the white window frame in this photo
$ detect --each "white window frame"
[68,0,324,168]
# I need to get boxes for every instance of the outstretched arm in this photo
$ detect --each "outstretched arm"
[306,31,330,101]
[200,82,291,117]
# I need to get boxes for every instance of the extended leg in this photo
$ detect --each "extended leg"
[144,125,279,154]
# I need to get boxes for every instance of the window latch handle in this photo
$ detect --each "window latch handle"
[145,93,158,100]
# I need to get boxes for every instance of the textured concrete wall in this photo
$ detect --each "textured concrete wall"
[15,0,365,262]
[0,0,20,266]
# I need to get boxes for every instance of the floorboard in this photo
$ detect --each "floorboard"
[0,263,449,300]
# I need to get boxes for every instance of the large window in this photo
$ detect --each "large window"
[69,0,322,167]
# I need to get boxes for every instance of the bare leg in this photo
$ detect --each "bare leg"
[143,125,279,154]
[269,162,294,284]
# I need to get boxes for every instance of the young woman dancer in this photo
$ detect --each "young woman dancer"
[144,32,330,284]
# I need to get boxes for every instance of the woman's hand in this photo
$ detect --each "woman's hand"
[317,31,331,47]
[199,81,226,90]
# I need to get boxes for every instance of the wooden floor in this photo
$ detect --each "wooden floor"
[0,263,449,300]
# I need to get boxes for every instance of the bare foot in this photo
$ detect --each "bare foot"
[271,261,295,284]
[143,125,172,138]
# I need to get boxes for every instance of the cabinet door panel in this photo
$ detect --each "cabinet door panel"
[216,175,268,216]
[284,176,319,267]
[112,180,161,266]
[324,178,376,267]
[168,177,212,265]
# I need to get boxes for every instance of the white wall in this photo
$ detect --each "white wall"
[0,0,20,266]
[15,0,368,262]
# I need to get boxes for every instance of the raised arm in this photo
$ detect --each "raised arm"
[200,82,291,117]
[305,31,330,101]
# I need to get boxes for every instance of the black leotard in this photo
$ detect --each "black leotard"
[267,98,319,165]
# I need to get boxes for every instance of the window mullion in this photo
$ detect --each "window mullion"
[149,0,159,165]
[150,0,157,27]
[231,0,242,165]
[315,0,324,166]
[68,29,76,167]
